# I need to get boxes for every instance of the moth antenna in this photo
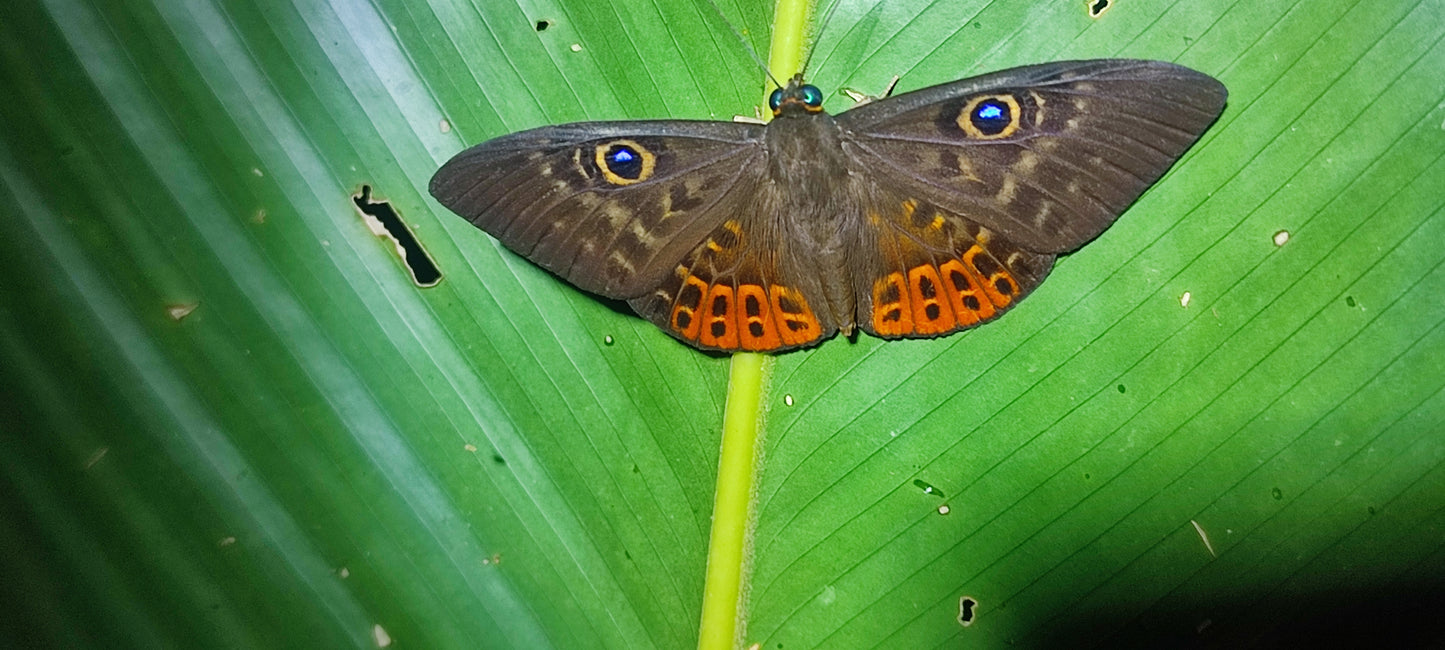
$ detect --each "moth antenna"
[701,0,783,88]
[800,0,847,78]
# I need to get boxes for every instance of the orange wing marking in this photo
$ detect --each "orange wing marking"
[671,279,817,350]
[698,284,739,349]
[906,264,957,334]
[938,259,991,325]
[669,274,708,340]
[871,272,913,336]
[961,245,1019,308]
[873,248,1015,336]
[770,285,821,346]
[736,284,782,350]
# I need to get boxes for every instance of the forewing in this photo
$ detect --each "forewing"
[430,121,765,298]
[836,59,1227,253]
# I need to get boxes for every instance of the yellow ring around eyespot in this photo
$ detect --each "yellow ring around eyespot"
[594,139,656,186]
[957,94,1022,140]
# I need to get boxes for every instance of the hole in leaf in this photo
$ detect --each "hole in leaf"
[353,185,442,287]
[912,478,946,498]
[958,596,978,626]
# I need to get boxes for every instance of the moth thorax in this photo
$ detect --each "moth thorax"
[763,113,850,188]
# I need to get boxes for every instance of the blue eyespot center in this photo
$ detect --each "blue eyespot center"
[605,144,643,179]
[970,98,1013,135]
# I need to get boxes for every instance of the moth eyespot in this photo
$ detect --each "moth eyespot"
[595,139,656,185]
[957,94,1022,139]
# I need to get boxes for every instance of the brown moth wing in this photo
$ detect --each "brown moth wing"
[836,59,1228,254]
[850,185,1054,339]
[431,59,1227,353]
[429,121,766,299]
[627,186,838,352]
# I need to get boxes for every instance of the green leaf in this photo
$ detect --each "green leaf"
[3,0,1443,648]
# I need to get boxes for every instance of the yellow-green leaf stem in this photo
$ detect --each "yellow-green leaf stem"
[767,0,813,87]
[697,352,766,650]
[697,2,813,649]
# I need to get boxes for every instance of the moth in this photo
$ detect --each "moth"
[430,59,1226,352]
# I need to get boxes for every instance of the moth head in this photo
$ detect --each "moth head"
[770,74,825,117]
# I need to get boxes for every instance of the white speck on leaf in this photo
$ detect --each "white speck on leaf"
[84,447,109,469]
[1191,519,1216,557]
[166,303,198,321]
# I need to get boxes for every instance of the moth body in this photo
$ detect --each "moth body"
[761,107,862,330]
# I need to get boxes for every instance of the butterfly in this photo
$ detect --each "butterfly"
[429,59,1226,352]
